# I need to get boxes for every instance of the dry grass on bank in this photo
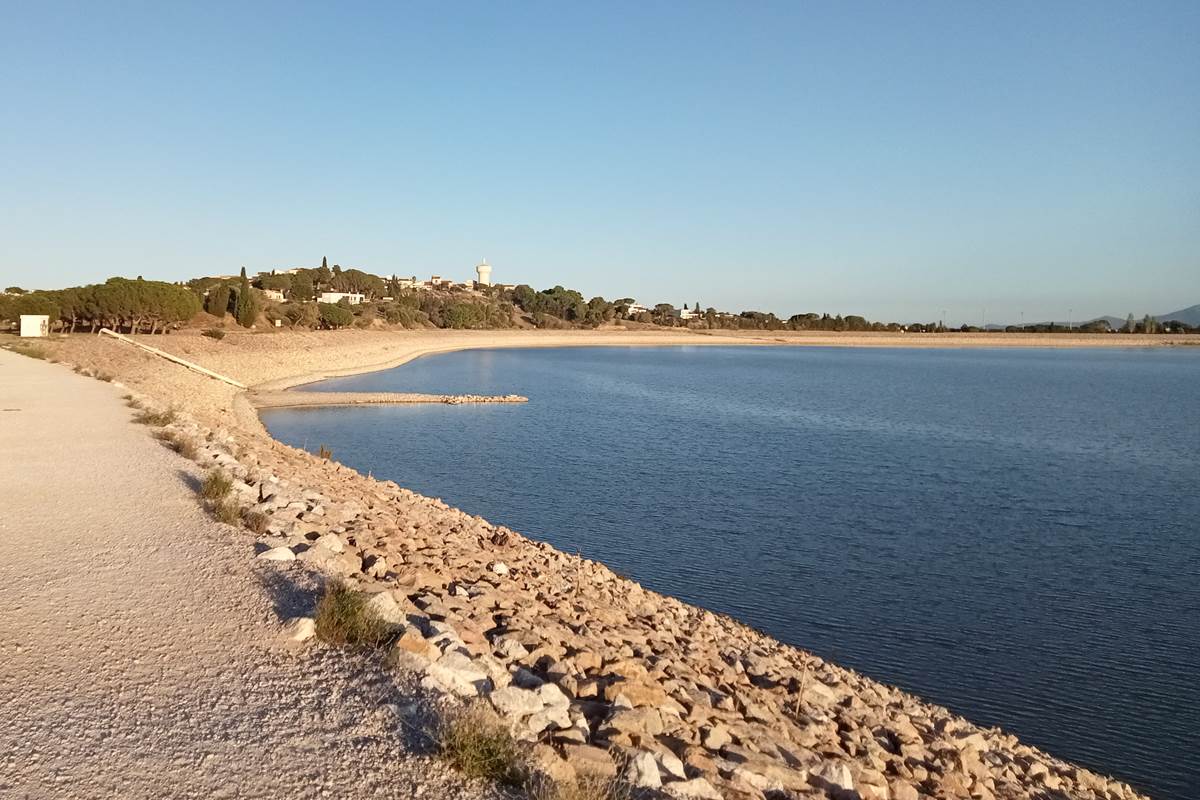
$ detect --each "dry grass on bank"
[200,470,232,501]
[527,772,630,800]
[437,703,525,785]
[132,406,177,426]
[313,580,390,648]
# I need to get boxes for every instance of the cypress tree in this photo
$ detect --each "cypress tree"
[235,267,258,328]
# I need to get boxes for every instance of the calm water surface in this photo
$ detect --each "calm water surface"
[264,346,1200,799]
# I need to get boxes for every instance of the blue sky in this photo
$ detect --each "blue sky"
[2,1,1197,324]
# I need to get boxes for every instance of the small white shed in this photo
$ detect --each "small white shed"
[19,314,49,338]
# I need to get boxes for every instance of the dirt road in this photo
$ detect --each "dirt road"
[0,350,486,799]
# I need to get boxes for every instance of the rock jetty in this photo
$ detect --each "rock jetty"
[142,402,1148,800]
[248,390,529,409]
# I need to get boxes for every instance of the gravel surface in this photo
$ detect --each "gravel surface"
[0,350,498,800]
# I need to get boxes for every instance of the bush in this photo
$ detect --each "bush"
[318,302,354,329]
[285,302,320,329]
[313,579,390,647]
[438,703,524,785]
[200,469,232,501]
[202,328,225,340]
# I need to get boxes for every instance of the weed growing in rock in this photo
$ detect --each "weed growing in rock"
[213,499,241,525]
[313,579,389,648]
[132,407,176,426]
[200,470,232,501]
[172,436,199,460]
[317,444,333,460]
[528,772,630,800]
[241,508,269,534]
[152,428,199,460]
[437,702,525,785]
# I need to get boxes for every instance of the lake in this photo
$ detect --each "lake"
[262,345,1200,798]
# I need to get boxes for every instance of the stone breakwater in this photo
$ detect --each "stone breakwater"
[131,397,1148,800]
[248,390,529,409]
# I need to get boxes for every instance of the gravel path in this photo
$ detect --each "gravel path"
[0,351,491,800]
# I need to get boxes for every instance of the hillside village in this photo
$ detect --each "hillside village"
[3,258,1198,337]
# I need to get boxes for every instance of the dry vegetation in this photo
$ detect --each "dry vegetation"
[200,470,232,502]
[437,703,525,785]
[312,580,391,647]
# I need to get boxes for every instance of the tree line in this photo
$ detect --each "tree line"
[0,278,201,334]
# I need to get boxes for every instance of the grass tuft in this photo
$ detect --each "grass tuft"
[200,469,232,501]
[213,499,241,525]
[241,508,269,534]
[172,436,199,460]
[154,428,200,460]
[313,579,390,648]
[437,702,525,785]
[95,371,114,382]
[528,772,630,800]
[133,407,176,426]
[317,444,333,460]
[12,344,47,360]
[202,328,226,340]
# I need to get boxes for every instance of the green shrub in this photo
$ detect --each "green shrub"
[202,328,225,340]
[200,469,232,501]
[438,703,524,785]
[285,302,320,328]
[318,302,354,329]
[313,580,390,647]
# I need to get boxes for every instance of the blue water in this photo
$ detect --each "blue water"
[263,346,1200,798]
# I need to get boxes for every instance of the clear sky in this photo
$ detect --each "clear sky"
[2,1,1197,324]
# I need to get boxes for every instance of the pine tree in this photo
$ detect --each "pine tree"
[235,267,258,328]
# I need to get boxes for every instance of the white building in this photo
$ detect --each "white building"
[625,303,649,317]
[318,291,365,305]
[475,258,492,287]
[20,314,49,337]
[262,289,285,302]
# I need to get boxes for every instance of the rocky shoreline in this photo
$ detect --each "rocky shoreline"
[249,390,529,409]
[39,330,1152,800]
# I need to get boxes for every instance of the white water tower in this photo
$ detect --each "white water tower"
[475,258,492,287]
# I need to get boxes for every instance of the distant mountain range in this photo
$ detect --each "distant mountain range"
[1094,304,1200,328]
[1021,304,1200,329]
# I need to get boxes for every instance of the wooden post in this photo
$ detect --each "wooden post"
[98,328,247,389]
